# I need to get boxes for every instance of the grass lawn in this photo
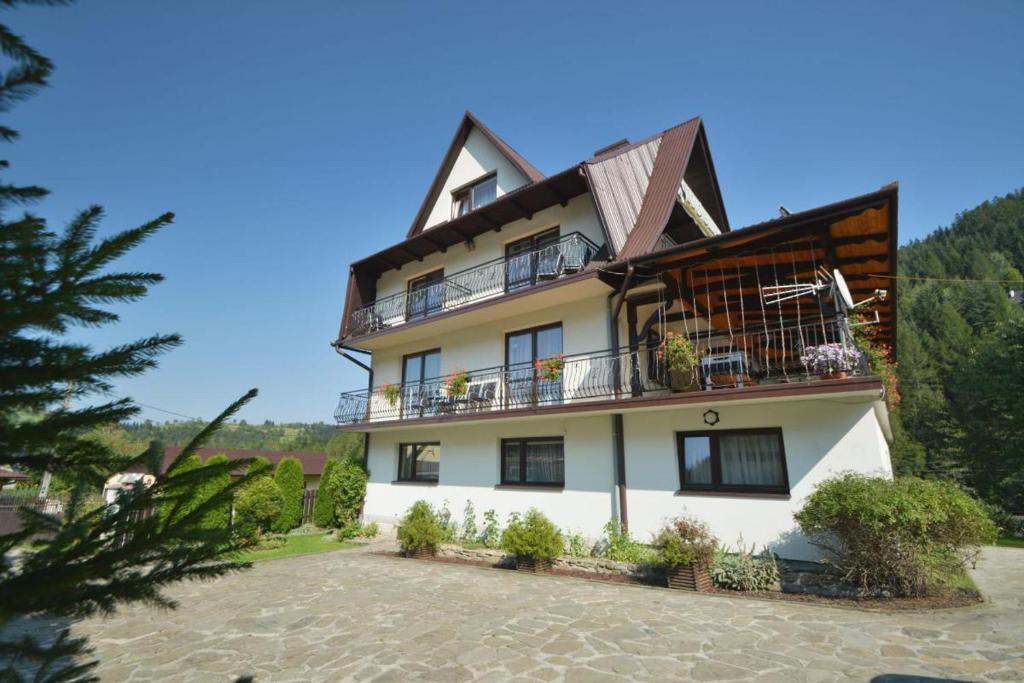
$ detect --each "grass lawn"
[240,534,359,562]
[996,534,1024,549]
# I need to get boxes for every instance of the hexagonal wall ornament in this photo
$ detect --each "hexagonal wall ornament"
[703,409,720,426]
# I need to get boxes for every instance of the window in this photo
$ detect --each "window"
[505,227,560,291]
[505,323,562,407]
[398,443,440,482]
[501,437,564,486]
[402,349,441,417]
[676,429,789,494]
[452,174,497,218]
[406,269,444,320]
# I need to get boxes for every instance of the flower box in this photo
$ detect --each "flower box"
[404,546,436,559]
[666,564,712,591]
[515,556,552,573]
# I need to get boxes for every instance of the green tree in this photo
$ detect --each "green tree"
[199,454,232,530]
[273,457,305,532]
[0,6,259,679]
[158,454,201,524]
[312,458,342,528]
[325,431,364,462]
[333,458,368,534]
[248,455,272,478]
[234,476,284,542]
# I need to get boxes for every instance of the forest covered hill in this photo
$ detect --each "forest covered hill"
[894,189,1024,512]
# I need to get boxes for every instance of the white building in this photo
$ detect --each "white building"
[332,112,898,561]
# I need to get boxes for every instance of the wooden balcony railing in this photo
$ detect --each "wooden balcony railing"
[347,232,600,336]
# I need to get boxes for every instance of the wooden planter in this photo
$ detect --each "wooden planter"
[515,556,552,573]
[404,545,436,559]
[666,564,712,591]
[667,369,700,392]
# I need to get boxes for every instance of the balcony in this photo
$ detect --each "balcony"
[348,232,600,337]
[334,319,873,427]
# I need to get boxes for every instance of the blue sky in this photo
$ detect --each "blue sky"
[8,1,1022,424]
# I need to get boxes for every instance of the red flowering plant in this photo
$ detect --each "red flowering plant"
[535,354,566,382]
[445,369,469,397]
[657,331,698,373]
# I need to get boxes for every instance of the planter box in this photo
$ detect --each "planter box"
[667,369,701,392]
[666,564,712,591]
[404,546,436,559]
[515,556,552,573]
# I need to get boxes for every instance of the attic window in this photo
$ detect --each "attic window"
[452,174,497,218]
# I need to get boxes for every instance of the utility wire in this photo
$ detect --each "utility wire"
[870,273,1024,284]
[126,400,201,422]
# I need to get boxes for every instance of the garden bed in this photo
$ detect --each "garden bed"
[377,546,983,611]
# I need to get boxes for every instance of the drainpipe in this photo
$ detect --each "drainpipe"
[607,266,634,531]
[333,342,373,467]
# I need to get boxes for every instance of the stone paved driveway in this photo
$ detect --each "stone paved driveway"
[66,546,1023,681]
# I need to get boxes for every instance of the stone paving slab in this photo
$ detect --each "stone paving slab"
[42,547,1024,681]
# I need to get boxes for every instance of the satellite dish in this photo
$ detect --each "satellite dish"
[833,269,855,310]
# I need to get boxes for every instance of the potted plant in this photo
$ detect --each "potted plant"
[657,331,699,391]
[500,508,564,572]
[653,516,717,591]
[535,353,565,382]
[445,369,469,397]
[799,343,863,380]
[381,383,401,407]
[396,500,445,559]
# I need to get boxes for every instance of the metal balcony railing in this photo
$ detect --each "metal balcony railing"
[348,232,600,336]
[334,319,868,425]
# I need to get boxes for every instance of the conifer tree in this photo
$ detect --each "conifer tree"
[273,457,305,532]
[0,4,260,679]
[312,458,342,527]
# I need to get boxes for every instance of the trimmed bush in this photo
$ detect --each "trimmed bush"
[397,500,446,552]
[795,473,998,597]
[273,457,305,533]
[652,516,718,570]
[248,455,272,478]
[158,453,202,524]
[234,476,284,541]
[333,457,368,533]
[711,545,780,591]
[198,454,232,530]
[313,459,342,528]
[500,509,564,561]
[599,518,656,564]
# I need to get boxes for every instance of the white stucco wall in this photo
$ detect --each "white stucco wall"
[363,414,616,538]
[423,128,529,230]
[375,194,606,302]
[362,396,893,562]
[623,399,893,560]
[370,294,610,386]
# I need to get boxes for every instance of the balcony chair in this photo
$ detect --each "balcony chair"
[562,240,588,274]
[536,252,565,281]
[467,381,497,410]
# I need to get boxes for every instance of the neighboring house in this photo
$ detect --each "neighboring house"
[331,112,897,561]
[141,447,328,489]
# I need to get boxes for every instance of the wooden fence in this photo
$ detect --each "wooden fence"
[0,495,63,536]
[302,488,317,525]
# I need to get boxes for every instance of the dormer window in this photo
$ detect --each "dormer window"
[452,173,497,218]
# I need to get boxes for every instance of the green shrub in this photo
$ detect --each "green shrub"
[500,509,564,561]
[794,473,998,597]
[565,530,592,558]
[397,500,446,552]
[332,457,368,530]
[158,454,202,524]
[312,459,342,528]
[481,509,500,548]
[461,499,477,543]
[198,454,232,530]
[357,520,379,538]
[234,476,284,541]
[599,518,657,564]
[272,457,305,533]
[711,544,780,591]
[437,499,458,542]
[248,455,272,478]
[652,516,718,569]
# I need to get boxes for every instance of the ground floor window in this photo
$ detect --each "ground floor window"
[676,428,788,494]
[398,442,440,482]
[501,437,564,487]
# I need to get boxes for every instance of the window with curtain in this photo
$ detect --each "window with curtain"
[406,269,444,320]
[452,174,498,218]
[676,429,788,494]
[398,443,441,482]
[501,437,564,486]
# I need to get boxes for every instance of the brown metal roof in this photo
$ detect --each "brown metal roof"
[406,111,545,239]
[0,468,29,481]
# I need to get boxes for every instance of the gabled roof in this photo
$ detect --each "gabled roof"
[584,116,729,259]
[406,111,546,238]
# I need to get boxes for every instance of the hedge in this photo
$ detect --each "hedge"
[272,457,305,532]
[313,459,341,528]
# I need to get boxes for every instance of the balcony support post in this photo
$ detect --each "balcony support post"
[608,266,635,399]
[612,413,628,532]
[626,302,642,397]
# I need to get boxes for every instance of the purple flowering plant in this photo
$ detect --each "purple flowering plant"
[800,343,863,375]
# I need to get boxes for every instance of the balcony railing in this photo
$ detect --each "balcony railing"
[334,318,867,425]
[348,232,600,336]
